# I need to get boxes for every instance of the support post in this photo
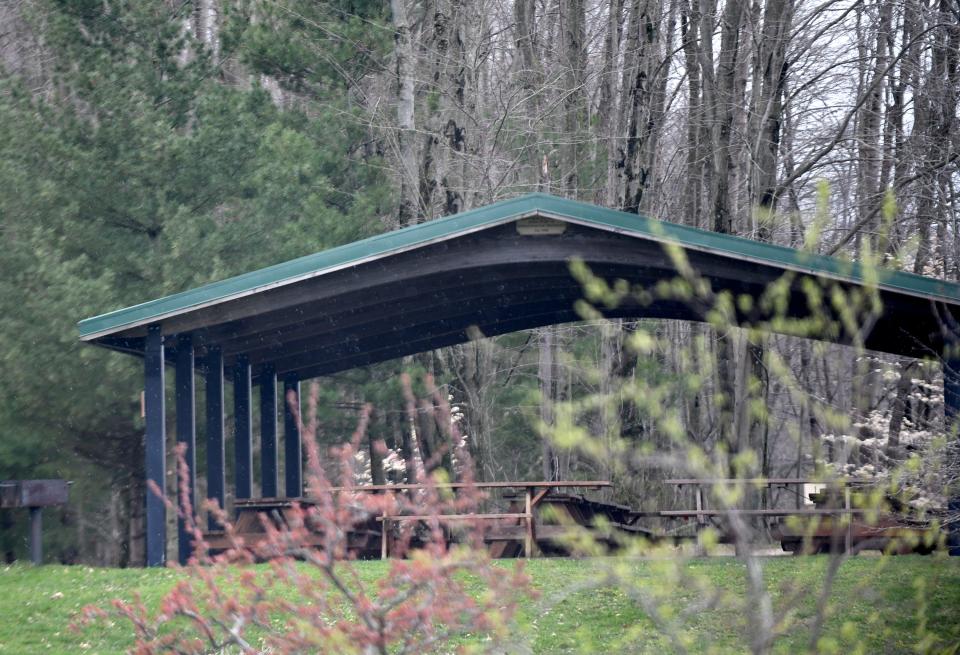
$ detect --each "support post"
[260,365,278,498]
[29,507,42,565]
[381,511,389,560]
[695,486,706,527]
[284,376,302,498]
[944,351,960,556]
[144,324,166,567]
[695,484,706,556]
[233,355,253,501]
[844,486,852,554]
[206,347,225,530]
[175,335,196,565]
[524,487,534,558]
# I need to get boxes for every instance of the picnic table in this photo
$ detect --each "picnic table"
[659,478,937,554]
[0,480,69,565]
[204,481,617,558]
[206,496,384,555]
[367,481,611,558]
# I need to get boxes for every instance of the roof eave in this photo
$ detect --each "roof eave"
[78,206,543,342]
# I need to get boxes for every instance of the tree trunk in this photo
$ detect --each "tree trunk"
[602,0,624,206]
[750,0,792,232]
[560,0,586,196]
[681,0,705,226]
[710,0,746,235]
[391,0,419,227]
[369,411,387,486]
[539,328,558,481]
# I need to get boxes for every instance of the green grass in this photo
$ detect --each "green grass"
[1,556,958,653]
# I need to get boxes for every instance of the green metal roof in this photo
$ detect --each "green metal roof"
[78,192,960,341]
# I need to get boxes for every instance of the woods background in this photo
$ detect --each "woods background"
[0,0,957,566]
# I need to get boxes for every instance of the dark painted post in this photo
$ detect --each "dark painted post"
[175,335,196,565]
[144,324,166,567]
[206,347,225,530]
[945,349,960,556]
[284,376,302,498]
[233,355,253,501]
[29,507,42,565]
[260,365,278,498]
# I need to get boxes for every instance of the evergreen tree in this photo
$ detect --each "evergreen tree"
[0,0,388,563]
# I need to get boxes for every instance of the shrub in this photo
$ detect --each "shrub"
[80,378,531,654]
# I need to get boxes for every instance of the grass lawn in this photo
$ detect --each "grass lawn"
[0,555,958,653]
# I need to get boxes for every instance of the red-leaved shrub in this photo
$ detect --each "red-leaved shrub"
[79,376,532,654]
